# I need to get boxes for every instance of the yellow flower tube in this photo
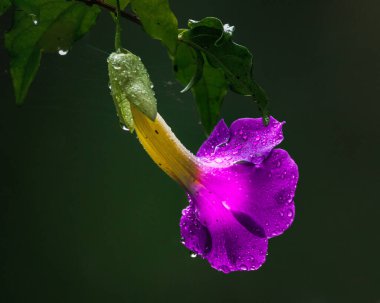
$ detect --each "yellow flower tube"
[131,105,199,189]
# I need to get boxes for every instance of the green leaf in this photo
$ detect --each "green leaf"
[179,17,269,123]
[193,63,228,134]
[174,43,227,134]
[130,0,178,55]
[180,49,203,93]
[0,0,11,16]
[5,1,100,104]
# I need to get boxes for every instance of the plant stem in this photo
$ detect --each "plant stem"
[76,0,142,25]
[114,0,122,51]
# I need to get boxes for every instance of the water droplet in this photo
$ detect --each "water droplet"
[240,264,248,271]
[222,201,230,210]
[180,237,185,244]
[150,84,154,89]
[287,210,293,218]
[113,65,121,70]
[121,125,129,132]
[219,265,230,273]
[30,14,38,25]
[190,253,197,258]
[58,48,68,56]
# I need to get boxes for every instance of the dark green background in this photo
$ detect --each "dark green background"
[1,1,379,302]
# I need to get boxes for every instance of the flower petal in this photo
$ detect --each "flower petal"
[197,119,230,158]
[197,116,284,166]
[180,201,268,273]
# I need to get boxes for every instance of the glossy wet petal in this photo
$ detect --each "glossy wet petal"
[197,116,284,166]
[180,198,268,273]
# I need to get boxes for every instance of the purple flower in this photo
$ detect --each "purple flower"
[131,106,298,273]
[180,117,299,273]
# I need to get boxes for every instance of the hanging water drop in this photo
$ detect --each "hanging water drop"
[119,122,130,132]
[240,264,248,271]
[190,252,197,258]
[30,14,38,25]
[287,210,293,218]
[58,48,68,56]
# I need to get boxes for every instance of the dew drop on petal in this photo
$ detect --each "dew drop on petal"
[190,252,197,258]
[240,264,248,271]
[287,210,293,218]
[222,201,230,210]
[219,265,230,273]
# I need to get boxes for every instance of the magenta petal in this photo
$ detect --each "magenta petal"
[197,116,284,165]
[197,119,230,158]
[180,199,268,273]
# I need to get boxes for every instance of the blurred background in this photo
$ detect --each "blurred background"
[1,1,380,302]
